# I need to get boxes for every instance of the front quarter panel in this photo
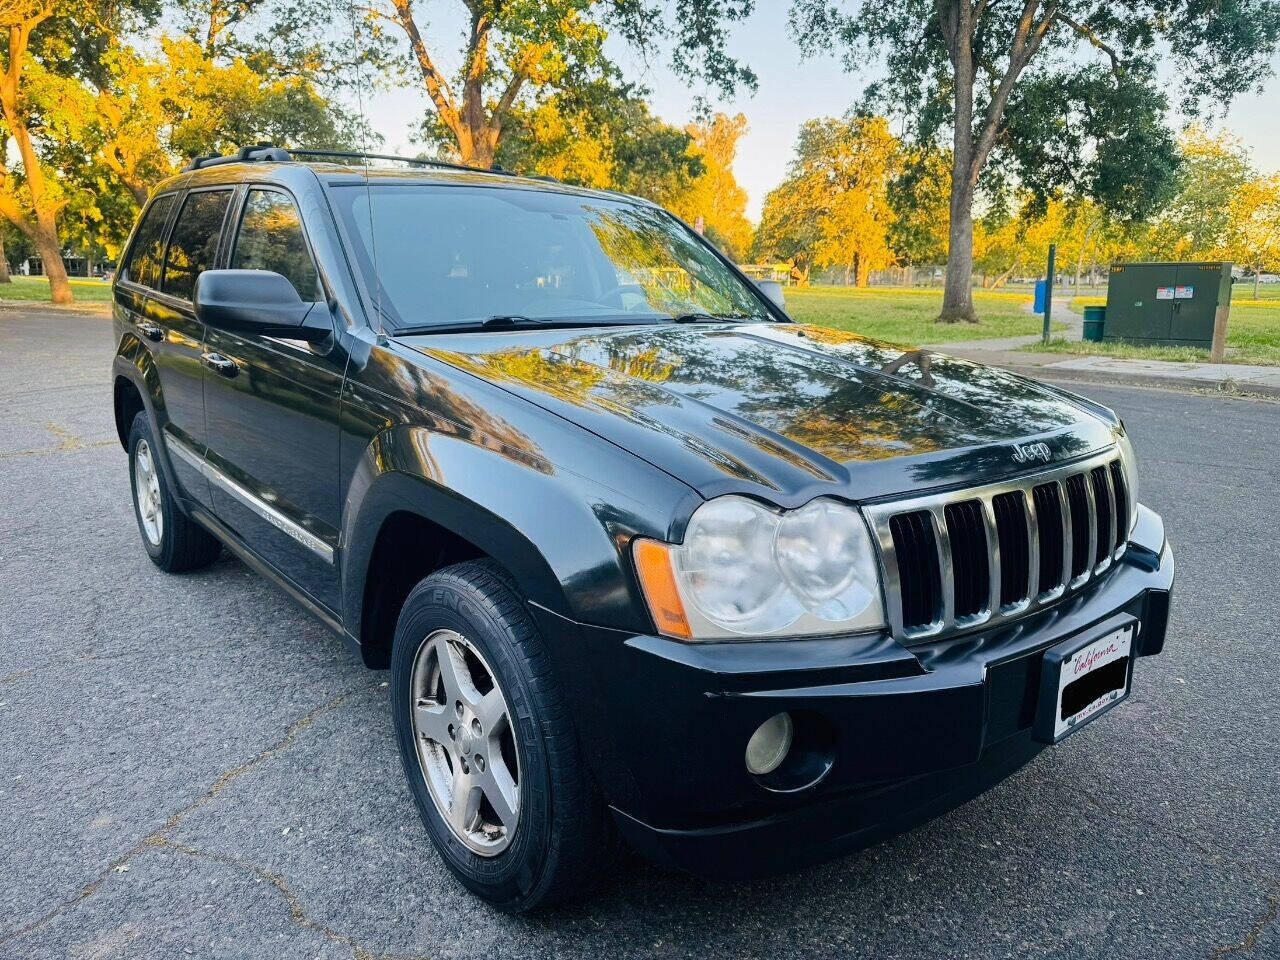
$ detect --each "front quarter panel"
[338,336,700,636]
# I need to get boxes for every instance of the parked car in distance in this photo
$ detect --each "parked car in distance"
[111,146,1174,912]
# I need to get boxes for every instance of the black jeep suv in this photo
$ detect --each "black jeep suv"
[111,146,1173,911]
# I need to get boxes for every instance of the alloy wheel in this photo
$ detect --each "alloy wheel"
[410,629,521,856]
[134,438,163,546]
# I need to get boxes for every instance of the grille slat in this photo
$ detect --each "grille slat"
[944,500,989,619]
[1064,474,1092,580]
[992,491,1030,607]
[1109,460,1129,550]
[1090,466,1113,567]
[870,452,1129,643]
[1032,482,1065,593]
[889,511,942,631]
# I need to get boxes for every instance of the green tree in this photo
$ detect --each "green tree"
[791,0,1280,322]
[491,72,704,208]
[376,0,756,169]
[752,114,899,286]
[1145,126,1254,260]
[1230,174,1280,298]
[0,0,158,303]
[669,112,753,260]
[889,147,951,270]
[752,186,820,283]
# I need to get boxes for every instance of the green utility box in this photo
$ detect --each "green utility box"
[1105,261,1232,359]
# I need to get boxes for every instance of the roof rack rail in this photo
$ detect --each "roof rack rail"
[181,144,558,182]
[182,143,292,171]
[286,148,510,175]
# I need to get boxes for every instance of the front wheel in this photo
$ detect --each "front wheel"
[390,559,613,911]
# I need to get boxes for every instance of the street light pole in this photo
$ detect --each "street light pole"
[1042,243,1056,344]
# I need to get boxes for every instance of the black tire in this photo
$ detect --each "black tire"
[391,559,614,911]
[127,412,221,572]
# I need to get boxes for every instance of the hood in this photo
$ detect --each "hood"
[399,322,1118,505]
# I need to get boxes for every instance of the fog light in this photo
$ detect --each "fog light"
[745,712,794,776]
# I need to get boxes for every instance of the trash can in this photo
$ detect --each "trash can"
[1082,305,1105,342]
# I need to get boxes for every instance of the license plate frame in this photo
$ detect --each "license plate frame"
[1033,615,1137,744]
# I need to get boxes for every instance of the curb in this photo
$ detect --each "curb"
[991,361,1280,401]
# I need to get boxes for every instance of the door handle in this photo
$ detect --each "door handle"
[201,352,239,378]
[137,321,164,342]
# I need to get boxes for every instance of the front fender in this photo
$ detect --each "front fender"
[338,418,699,640]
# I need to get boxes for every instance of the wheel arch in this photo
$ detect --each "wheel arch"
[341,469,571,670]
[113,374,147,450]
[111,345,164,451]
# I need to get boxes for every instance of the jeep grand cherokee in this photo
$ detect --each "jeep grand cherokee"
[111,146,1174,912]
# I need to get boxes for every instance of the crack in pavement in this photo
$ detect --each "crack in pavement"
[0,643,188,686]
[0,420,116,461]
[156,839,430,960]
[1208,887,1280,960]
[0,686,366,947]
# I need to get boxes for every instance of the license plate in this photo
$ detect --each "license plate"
[1034,619,1135,744]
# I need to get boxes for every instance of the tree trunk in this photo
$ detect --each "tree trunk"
[0,233,10,283]
[938,2,978,323]
[33,215,70,304]
[990,254,1022,290]
[0,21,70,304]
[940,179,977,321]
[1255,269,1260,300]
[856,254,870,288]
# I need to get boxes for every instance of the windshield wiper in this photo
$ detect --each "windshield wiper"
[668,312,760,324]
[478,314,548,328]
[392,315,651,336]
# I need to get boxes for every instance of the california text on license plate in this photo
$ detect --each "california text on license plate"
[1038,621,1135,743]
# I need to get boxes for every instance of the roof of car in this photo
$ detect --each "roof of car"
[152,156,654,208]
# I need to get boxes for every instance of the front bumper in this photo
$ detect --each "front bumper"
[532,505,1173,880]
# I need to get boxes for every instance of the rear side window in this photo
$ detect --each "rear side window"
[122,195,175,289]
[231,189,321,300]
[162,189,233,301]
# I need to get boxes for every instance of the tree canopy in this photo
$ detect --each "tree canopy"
[754,115,899,285]
[375,0,757,168]
[789,0,1280,320]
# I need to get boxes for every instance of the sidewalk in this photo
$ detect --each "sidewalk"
[936,345,1280,398]
[927,299,1280,399]
[930,298,1084,353]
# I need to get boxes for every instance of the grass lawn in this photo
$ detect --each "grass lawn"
[0,275,114,303]
[784,285,1060,346]
[1029,288,1280,366]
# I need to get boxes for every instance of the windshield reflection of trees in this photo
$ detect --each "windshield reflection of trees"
[587,204,765,319]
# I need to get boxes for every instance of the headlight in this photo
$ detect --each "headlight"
[1116,424,1139,533]
[633,496,885,640]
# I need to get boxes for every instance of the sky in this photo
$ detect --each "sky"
[358,5,1280,222]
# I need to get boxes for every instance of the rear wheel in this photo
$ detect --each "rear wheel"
[127,413,221,572]
[391,559,613,911]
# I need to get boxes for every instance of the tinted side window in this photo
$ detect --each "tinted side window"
[161,190,233,302]
[122,195,175,289]
[232,189,321,299]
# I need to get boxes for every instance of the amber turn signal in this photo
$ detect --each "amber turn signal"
[632,538,692,640]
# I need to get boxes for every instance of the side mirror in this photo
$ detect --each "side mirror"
[194,269,329,341]
[756,279,786,310]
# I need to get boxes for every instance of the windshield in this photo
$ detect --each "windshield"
[328,183,773,330]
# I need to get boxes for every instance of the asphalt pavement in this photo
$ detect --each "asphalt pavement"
[1,304,1277,960]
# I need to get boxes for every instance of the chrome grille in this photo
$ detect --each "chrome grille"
[866,450,1132,643]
